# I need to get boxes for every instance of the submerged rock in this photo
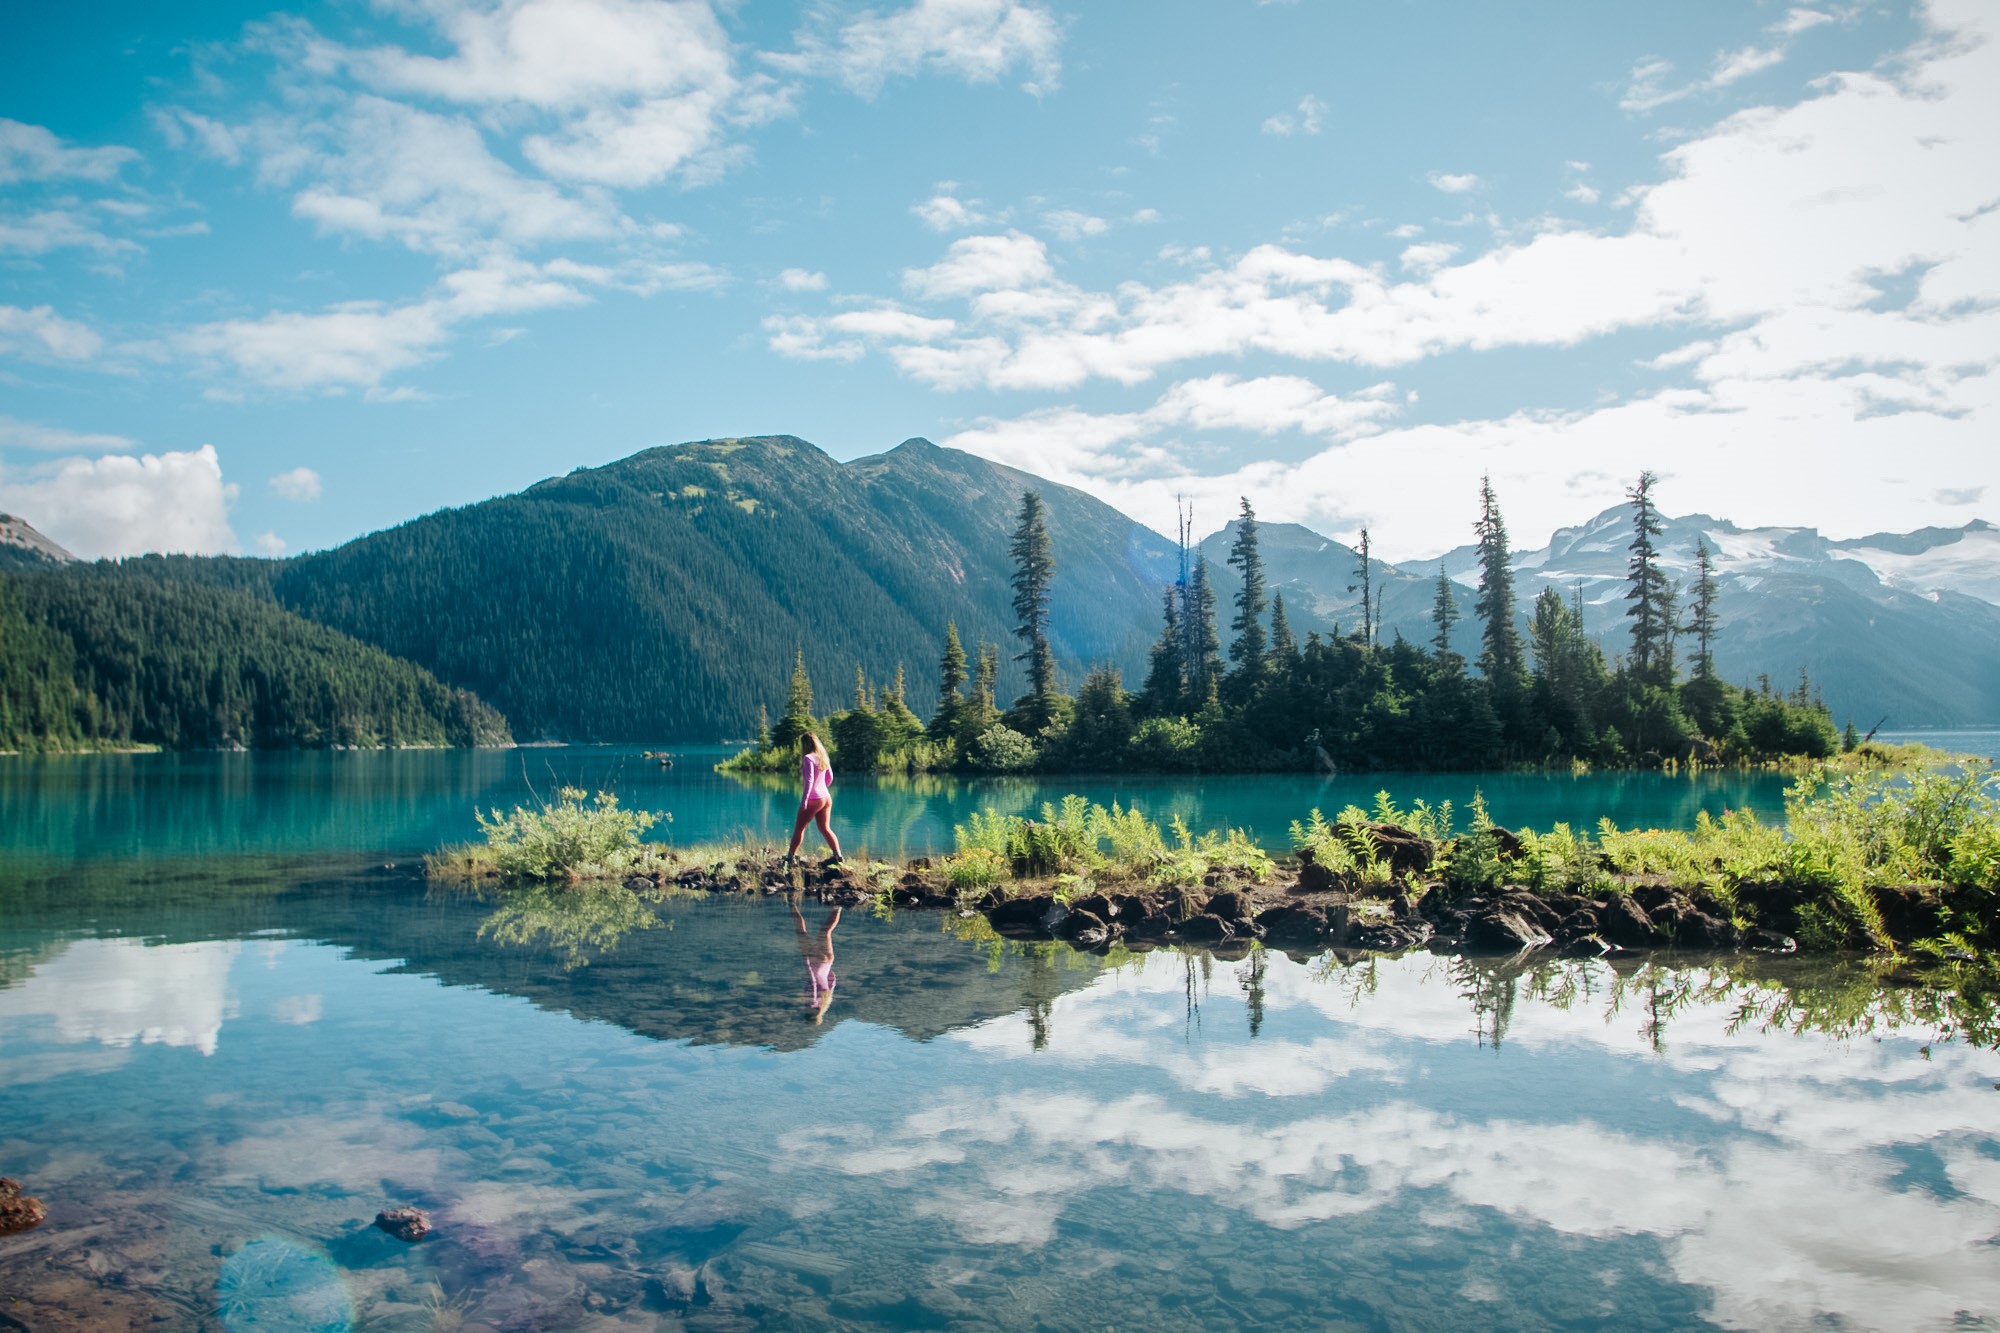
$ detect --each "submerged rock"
[374,1205,433,1242]
[0,1178,47,1235]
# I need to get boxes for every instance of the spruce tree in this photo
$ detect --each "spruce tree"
[1684,539,1720,680]
[1142,585,1186,714]
[1226,497,1268,680]
[1008,491,1059,724]
[1269,591,1299,666]
[1185,555,1223,704]
[1430,565,1461,669]
[772,647,815,749]
[1473,475,1524,687]
[930,621,967,739]
[1625,470,1674,684]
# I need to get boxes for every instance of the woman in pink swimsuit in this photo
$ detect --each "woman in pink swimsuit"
[784,730,843,868]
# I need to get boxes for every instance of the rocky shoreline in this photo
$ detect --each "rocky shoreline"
[610,822,1966,961]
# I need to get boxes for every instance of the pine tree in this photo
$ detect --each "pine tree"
[772,647,815,749]
[1185,555,1223,705]
[1684,539,1720,680]
[1430,564,1461,670]
[1226,497,1267,679]
[1142,585,1186,714]
[929,621,967,739]
[1008,491,1058,724]
[1269,591,1299,666]
[1625,470,1674,684]
[1473,475,1524,687]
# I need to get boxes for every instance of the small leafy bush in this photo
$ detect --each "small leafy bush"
[942,847,1008,894]
[471,787,663,881]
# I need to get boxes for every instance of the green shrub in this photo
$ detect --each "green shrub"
[971,724,1038,772]
[470,787,663,881]
[942,847,1008,894]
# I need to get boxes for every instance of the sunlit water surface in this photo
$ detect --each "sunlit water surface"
[4,860,2000,1331]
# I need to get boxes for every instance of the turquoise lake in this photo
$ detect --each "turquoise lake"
[4,748,2000,1329]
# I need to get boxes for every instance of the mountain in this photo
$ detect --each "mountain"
[1197,521,1469,655]
[0,564,512,751]
[266,436,1176,741]
[0,514,74,570]
[1421,508,2000,727]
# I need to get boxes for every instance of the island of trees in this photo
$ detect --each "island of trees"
[726,472,1841,775]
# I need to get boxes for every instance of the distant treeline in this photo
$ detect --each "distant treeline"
[729,472,1841,775]
[0,565,511,752]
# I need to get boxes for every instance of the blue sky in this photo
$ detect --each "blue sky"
[1,0,1993,563]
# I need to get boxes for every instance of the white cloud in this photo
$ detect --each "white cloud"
[902,231,1054,299]
[778,266,828,291]
[0,208,141,258]
[0,444,240,558]
[1623,6,1840,113]
[0,304,104,361]
[0,416,135,452]
[1042,208,1107,241]
[912,190,995,232]
[1427,170,1482,194]
[0,119,139,185]
[774,0,1064,98]
[1563,183,1601,204]
[253,530,288,556]
[1398,240,1460,273]
[268,466,323,502]
[1261,93,1327,136]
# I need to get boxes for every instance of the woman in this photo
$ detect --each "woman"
[784,730,843,868]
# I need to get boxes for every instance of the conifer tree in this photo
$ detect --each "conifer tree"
[1684,539,1720,680]
[1142,585,1186,713]
[1473,475,1525,687]
[1430,565,1461,670]
[1269,591,1299,666]
[930,621,967,739]
[1008,491,1059,724]
[1185,555,1223,704]
[772,647,815,749]
[1226,497,1268,679]
[1625,470,1674,684]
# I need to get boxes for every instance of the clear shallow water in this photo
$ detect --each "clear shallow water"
[0,745,1804,868]
[4,862,2000,1330]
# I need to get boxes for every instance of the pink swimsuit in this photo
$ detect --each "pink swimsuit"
[800,753,833,805]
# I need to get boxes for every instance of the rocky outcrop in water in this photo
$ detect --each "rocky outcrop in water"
[0,1178,47,1235]
[374,1206,432,1242]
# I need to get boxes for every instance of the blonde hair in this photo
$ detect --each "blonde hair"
[803,730,828,764]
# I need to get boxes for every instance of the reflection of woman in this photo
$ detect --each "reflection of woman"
[784,731,843,868]
[791,895,842,1024]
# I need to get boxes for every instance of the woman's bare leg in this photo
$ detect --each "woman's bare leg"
[787,804,814,859]
[813,804,842,859]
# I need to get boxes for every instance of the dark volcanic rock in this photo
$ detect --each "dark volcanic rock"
[1874,885,1949,943]
[1600,894,1657,948]
[1176,914,1234,945]
[1055,908,1109,942]
[1464,910,1553,953]
[1255,904,1330,944]
[986,894,1059,935]
[1071,893,1118,921]
[0,1179,47,1235]
[1207,891,1251,922]
[1294,849,1339,894]
[374,1206,432,1242]
[1555,909,1601,942]
[1675,910,1739,949]
[1350,919,1432,952]
[1735,879,1810,934]
[1348,822,1436,876]
[1127,912,1176,942]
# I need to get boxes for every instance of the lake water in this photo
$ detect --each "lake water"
[4,859,1999,1330]
[5,749,2000,1329]
[0,746,1810,869]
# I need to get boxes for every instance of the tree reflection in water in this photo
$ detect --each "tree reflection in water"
[471,881,664,970]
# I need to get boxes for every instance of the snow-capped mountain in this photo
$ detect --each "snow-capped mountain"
[1423,510,2000,728]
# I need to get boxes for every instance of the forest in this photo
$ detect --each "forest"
[0,565,512,751]
[727,472,1843,776]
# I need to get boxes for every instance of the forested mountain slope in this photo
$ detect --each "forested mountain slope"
[0,566,511,751]
[269,436,1174,740]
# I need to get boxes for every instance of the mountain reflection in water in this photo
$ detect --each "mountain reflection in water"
[2,863,2000,1330]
